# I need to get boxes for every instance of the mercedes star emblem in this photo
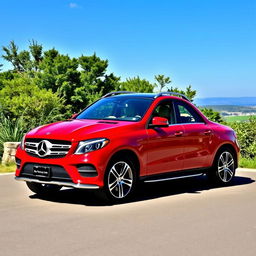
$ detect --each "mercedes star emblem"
[37,140,49,157]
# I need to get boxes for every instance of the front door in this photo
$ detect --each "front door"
[146,100,184,175]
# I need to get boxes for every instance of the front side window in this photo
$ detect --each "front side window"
[151,100,176,124]
[174,100,204,123]
[76,97,153,122]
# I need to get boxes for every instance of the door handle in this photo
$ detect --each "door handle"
[204,130,212,135]
[174,131,183,137]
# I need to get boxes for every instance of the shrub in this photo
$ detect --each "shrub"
[119,77,154,92]
[229,117,256,158]
[0,114,26,159]
[200,107,224,123]
[0,76,67,130]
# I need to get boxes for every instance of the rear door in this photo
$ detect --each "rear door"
[173,100,212,170]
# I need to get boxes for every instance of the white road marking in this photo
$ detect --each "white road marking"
[0,172,15,176]
[237,168,256,173]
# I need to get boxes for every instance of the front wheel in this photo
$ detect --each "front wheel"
[99,158,137,203]
[208,149,236,185]
[26,182,62,196]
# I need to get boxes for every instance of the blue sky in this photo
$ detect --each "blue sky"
[1,0,255,97]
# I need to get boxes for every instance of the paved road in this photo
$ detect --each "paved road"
[0,168,256,256]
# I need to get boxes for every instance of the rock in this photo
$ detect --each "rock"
[2,142,20,165]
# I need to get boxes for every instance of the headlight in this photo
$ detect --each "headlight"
[74,138,109,154]
[20,134,26,150]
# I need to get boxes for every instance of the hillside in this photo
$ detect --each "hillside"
[194,97,256,106]
[201,105,256,113]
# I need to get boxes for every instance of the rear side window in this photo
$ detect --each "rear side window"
[174,100,204,124]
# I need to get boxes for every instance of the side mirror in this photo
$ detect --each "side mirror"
[71,113,78,119]
[149,117,169,128]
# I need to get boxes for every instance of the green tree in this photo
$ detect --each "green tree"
[200,107,224,123]
[2,41,120,113]
[0,76,66,129]
[35,51,119,112]
[75,54,119,107]
[2,40,44,73]
[18,50,31,71]
[229,117,256,158]
[166,85,197,102]
[154,74,171,92]
[0,71,15,90]
[2,41,24,72]
[36,49,80,94]
[119,76,154,93]
[29,40,43,71]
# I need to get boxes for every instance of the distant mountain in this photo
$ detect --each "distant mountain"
[194,97,256,106]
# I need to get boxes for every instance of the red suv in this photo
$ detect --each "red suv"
[15,91,239,202]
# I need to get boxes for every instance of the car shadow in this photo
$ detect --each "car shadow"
[29,175,255,207]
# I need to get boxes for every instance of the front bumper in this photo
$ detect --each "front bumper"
[15,146,108,188]
[15,177,99,189]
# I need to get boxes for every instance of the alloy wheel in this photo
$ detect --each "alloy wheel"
[107,161,133,199]
[217,151,235,182]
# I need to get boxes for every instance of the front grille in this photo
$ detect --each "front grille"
[25,138,71,158]
[21,163,72,182]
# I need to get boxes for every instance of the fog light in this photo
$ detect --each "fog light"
[77,164,98,177]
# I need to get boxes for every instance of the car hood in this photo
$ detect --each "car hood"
[26,119,136,141]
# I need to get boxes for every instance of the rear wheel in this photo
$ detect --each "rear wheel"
[208,148,236,184]
[26,182,62,196]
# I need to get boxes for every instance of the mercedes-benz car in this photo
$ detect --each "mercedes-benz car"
[15,91,240,203]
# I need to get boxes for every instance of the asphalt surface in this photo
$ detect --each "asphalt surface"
[0,168,256,256]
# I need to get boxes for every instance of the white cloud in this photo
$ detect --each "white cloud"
[69,3,78,8]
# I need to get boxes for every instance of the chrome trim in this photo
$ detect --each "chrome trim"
[102,91,135,98]
[144,173,203,183]
[25,140,71,158]
[78,170,97,173]
[25,148,37,154]
[167,122,205,127]
[175,122,205,125]
[51,144,71,149]
[25,142,37,147]
[15,177,99,189]
[148,122,206,129]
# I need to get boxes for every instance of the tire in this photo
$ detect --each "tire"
[98,157,137,203]
[26,182,62,196]
[208,148,236,185]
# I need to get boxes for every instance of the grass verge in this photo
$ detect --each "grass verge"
[224,115,253,122]
[239,157,256,169]
[0,163,16,173]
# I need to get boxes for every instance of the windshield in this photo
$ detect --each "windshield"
[76,97,153,121]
